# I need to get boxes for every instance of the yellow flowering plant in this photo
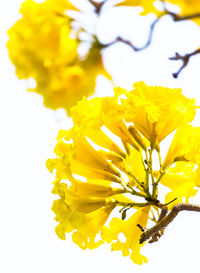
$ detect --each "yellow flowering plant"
[47,82,200,264]
[7,0,200,266]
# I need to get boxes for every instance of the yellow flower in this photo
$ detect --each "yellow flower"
[51,178,115,246]
[69,179,125,198]
[117,0,200,22]
[194,166,200,187]
[52,197,85,240]
[7,0,109,114]
[64,179,125,214]
[122,82,196,148]
[167,0,200,25]
[101,206,150,265]
[65,193,107,214]
[47,82,200,263]
[162,124,200,170]
[47,89,152,262]
[116,0,161,16]
[155,162,198,209]
[46,0,79,12]
[72,204,115,249]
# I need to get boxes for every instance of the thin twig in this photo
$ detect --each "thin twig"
[88,0,105,14]
[169,49,200,78]
[102,15,163,51]
[169,12,200,22]
[149,207,168,243]
[140,203,200,244]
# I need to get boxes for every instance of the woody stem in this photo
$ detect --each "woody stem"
[140,203,200,244]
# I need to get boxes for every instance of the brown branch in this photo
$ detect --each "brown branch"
[148,207,168,243]
[168,12,200,22]
[101,15,163,52]
[169,49,200,78]
[140,203,200,244]
[88,0,105,14]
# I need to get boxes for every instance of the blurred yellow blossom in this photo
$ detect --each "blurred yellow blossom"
[116,0,161,16]
[7,0,109,114]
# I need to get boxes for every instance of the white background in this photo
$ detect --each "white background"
[1,1,200,272]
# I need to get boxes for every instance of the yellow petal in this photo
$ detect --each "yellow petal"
[163,124,200,170]
[72,205,115,249]
[52,198,85,239]
[65,191,107,214]
[101,206,150,264]
[159,162,198,209]
[70,180,125,198]
[70,161,122,183]
[73,136,121,177]
[116,0,160,16]
[123,82,196,147]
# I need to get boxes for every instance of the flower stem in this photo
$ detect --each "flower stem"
[152,170,165,198]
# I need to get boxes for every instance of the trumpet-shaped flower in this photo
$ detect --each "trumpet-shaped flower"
[101,207,150,264]
[52,197,85,240]
[162,124,200,170]
[155,162,198,209]
[72,204,115,249]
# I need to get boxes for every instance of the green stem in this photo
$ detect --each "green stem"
[149,149,155,189]
[109,200,153,208]
[152,169,166,198]
[131,190,148,198]
[158,150,162,169]
[127,171,143,186]
[120,177,148,199]
[145,150,149,191]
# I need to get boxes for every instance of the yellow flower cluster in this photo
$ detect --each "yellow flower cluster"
[7,0,108,114]
[47,81,200,264]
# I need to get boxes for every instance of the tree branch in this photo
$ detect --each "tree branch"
[88,0,105,14]
[140,203,200,244]
[102,15,163,52]
[169,49,200,78]
[168,12,200,22]
[148,207,168,243]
